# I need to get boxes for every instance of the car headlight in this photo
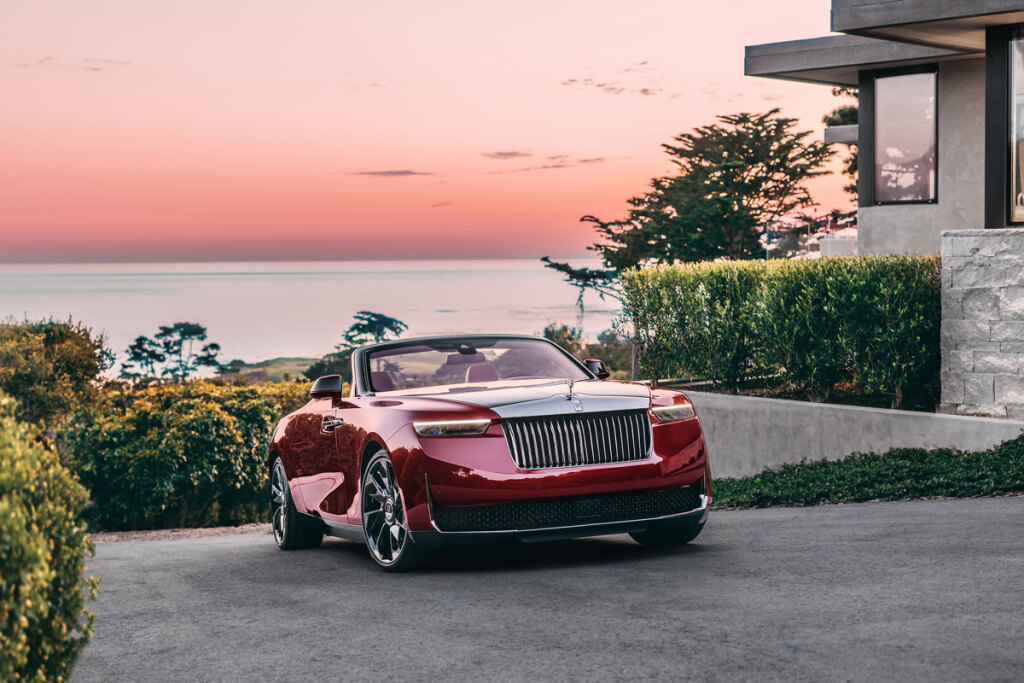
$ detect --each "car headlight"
[650,403,695,423]
[413,418,492,436]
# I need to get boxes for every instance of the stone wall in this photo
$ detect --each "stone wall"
[941,228,1024,418]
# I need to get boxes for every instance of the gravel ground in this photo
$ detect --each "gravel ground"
[73,497,1024,682]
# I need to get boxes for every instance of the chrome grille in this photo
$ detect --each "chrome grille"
[502,409,652,469]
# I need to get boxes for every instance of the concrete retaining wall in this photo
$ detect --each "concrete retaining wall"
[688,390,1022,479]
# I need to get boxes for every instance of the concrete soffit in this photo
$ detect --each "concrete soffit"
[744,34,973,87]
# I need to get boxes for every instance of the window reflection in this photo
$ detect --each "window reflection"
[874,72,936,203]
[1011,37,1024,223]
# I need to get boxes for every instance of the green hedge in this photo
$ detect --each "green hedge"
[0,320,110,430]
[0,394,98,682]
[714,433,1024,508]
[59,382,310,531]
[621,255,941,407]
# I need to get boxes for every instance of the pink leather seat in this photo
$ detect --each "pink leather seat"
[371,371,396,391]
[465,364,498,383]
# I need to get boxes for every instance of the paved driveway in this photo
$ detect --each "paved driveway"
[73,498,1024,682]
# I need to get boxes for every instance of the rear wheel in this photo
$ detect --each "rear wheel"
[361,450,432,571]
[271,458,323,550]
[630,520,705,547]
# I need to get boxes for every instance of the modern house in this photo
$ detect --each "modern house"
[745,0,1024,255]
[748,2,1024,418]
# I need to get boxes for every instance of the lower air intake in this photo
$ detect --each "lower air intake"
[432,487,702,532]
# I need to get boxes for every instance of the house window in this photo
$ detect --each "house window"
[1011,35,1024,222]
[874,71,937,204]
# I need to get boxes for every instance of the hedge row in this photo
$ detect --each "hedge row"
[59,382,310,531]
[0,394,97,682]
[621,255,941,407]
[714,433,1024,508]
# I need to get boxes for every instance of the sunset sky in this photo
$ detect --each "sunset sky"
[1,1,848,263]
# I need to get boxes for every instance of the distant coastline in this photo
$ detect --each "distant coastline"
[0,259,619,367]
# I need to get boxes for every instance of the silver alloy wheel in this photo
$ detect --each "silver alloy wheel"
[361,454,408,566]
[271,461,287,545]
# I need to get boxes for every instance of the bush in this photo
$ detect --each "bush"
[621,255,941,406]
[714,434,1024,508]
[0,394,98,682]
[59,381,311,531]
[624,262,766,391]
[0,320,112,429]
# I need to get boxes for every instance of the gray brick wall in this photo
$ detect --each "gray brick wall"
[941,229,1024,418]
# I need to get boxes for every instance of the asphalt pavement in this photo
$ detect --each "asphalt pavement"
[72,497,1024,682]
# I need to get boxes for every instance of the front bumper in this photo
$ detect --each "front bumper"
[408,488,710,547]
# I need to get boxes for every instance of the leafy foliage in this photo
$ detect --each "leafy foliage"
[541,323,583,356]
[621,255,941,407]
[543,110,833,309]
[59,382,310,530]
[714,434,1024,508]
[0,319,112,430]
[563,110,834,271]
[0,393,98,681]
[305,311,407,383]
[623,261,766,391]
[120,322,221,382]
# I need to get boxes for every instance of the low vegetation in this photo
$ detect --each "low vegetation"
[59,381,310,531]
[0,394,98,681]
[714,434,1024,508]
[0,319,111,430]
[622,255,941,408]
[542,324,633,379]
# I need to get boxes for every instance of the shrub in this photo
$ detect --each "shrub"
[59,381,311,530]
[623,262,765,392]
[755,258,856,401]
[0,394,98,682]
[0,320,112,429]
[714,433,1024,508]
[621,255,941,406]
[844,256,942,408]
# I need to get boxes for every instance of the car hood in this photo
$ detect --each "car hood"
[398,379,653,418]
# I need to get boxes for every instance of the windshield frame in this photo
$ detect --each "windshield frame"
[350,334,595,396]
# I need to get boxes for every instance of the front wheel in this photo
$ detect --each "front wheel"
[361,450,432,571]
[630,519,705,547]
[271,458,323,550]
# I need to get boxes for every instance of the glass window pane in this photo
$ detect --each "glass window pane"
[1011,38,1024,223]
[874,72,936,203]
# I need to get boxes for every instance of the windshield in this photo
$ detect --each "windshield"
[364,338,589,392]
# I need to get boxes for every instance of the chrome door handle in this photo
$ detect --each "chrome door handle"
[321,418,345,432]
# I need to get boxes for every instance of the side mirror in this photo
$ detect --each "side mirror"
[584,358,611,380]
[310,374,344,399]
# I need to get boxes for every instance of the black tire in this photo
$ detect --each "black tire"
[630,520,705,547]
[361,450,432,571]
[271,458,323,550]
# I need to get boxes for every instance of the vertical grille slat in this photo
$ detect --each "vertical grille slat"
[503,410,652,470]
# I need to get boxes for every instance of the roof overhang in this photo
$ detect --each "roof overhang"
[832,0,1024,52]
[744,34,974,86]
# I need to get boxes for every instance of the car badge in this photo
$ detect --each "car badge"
[566,380,583,411]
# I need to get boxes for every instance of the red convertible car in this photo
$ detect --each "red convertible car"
[268,334,710,570]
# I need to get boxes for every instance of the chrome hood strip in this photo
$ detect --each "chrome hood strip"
[444,380,652,418]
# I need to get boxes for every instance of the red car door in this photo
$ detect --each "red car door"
[284,400,347,522]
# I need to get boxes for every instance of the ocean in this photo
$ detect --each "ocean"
[0,260,620,365]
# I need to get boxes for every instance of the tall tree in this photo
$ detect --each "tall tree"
[544,109,833,307]
[823,87,858,199]
[305,311,407,383]
[119,322,221,382]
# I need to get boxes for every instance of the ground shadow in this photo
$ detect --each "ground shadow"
[320,534,718,574]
